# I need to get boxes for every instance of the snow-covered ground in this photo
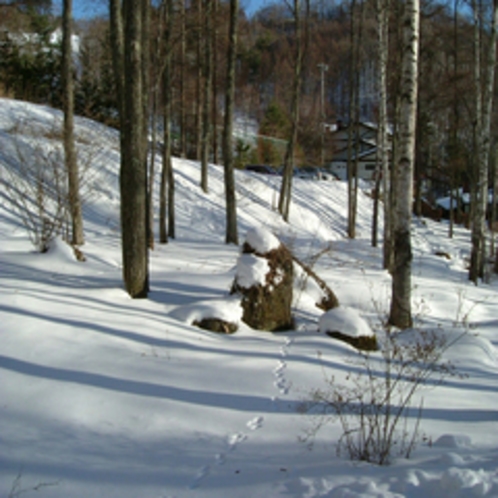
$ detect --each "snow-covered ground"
[0,98,497,497]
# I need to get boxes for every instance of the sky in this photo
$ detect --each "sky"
[1,97,498,497]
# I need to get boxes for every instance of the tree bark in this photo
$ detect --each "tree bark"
[62,0,84,246]
[142,0,150,244]
[120,0,149,298]
[372,0,389,250]
[200,0,212,193]
[211,0,219,165]
[160,0,175,242]
[147,4,165,250]
[388,0,419,329]
[109,0,124,120]
[195,0,203,161]
[469,0,498,283]
[179,0,187,158]
[278,0,303,222]
[347,0,362,239]
[491,148,497,270]
[222,0,239,244]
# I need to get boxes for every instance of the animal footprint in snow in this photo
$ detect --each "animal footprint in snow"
[274,360,286,375]
[215,453,226,465]
[246,416,264,431]
[228,432,247,450]
[274,377,289,395]
[189,465,210,489]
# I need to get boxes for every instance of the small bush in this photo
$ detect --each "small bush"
[304,328,461,465]
[3,139,67,252]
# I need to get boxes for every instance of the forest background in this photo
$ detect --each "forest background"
[1,0,497,318]
[1,0,486,181]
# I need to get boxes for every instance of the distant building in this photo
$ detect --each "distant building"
[326,121,392,181]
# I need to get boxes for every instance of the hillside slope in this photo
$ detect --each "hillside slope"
[1,99,497,498]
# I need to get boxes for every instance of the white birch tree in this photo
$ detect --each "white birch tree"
[388,0,419,328]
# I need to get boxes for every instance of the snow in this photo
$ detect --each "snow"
[245,226,281,253]
[235,252,270,288]
[169,297,243,325]
[319,306,375,338]
[1,98,498,497]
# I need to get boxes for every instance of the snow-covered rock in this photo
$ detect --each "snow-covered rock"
[319,306,374,338]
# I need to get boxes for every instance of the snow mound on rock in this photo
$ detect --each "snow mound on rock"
[319,306,374,338]
[235,253,270,288]
[169,298,243,325]
[434,434,473,449]
[245,227,281,253]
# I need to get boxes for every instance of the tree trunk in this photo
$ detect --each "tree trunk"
[278,0,303,222]
[494,155,498,271]
[469,0,498,283]
[222,0,239,245]
[147,5,165,250]
[141,0,152,250]
[120,0,149,298]
[449,0,461,239]
[347,0,362,239]
[62,0,84,246]
[469,0,482,283]
[212,0,219,165]
[160,0,175,243]
[388,0,419,329]
[148,84,157,249]
[195,0,203,161]
[109,0,124,120]
[179,0,186,158]
[372,0,389,249]
[200,0,212,193]
[383,0,405,272]
[491,148,497,270]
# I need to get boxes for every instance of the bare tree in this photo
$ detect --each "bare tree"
[120,0,149,298]
[346,0,363,239]
[109,0,124,119]
[179,0,187,158]
[211,0,220,164]
[147,2,166,249]
[62,0,84,246]
[195,0,203,161]
[388,0,419,328]
[469,0,498,283]
[222,0,238,244]
[160,0,175,242]
[278,0,305,222]
[372,0,389,250]
[200,0,213,193]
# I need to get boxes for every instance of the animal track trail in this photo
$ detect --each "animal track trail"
[228,431,248,451]
[189,465,210,489]
[188,418,265,489]
[188,337,293,490]
[273,336,293,398]
[247,415,264,431]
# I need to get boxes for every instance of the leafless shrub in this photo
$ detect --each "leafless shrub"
[303,328,463,465]
[3,137,68,252]
[2,118,105,251]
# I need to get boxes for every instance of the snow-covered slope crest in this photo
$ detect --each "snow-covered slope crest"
[0,99,498,498]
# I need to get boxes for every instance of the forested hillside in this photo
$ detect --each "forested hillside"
[1,97,498,498]
[0,0,489,174]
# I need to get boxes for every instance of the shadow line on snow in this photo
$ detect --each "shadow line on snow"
[0,354,298,414]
